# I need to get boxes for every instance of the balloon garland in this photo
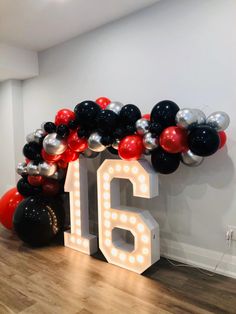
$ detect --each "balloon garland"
[0,97,230,246]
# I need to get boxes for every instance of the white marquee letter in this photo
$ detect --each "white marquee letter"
[97,159,160,273]
[64,156,97,254]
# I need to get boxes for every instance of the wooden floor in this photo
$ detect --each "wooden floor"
[0,226,235,314]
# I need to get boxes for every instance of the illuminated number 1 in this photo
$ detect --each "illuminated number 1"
[64,156,97,254]
[97,159,160,273]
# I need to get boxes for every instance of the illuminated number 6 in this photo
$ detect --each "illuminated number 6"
[97,159,160,273]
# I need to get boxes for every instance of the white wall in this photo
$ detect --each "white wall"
[22,0,236,276]
[0,81,22,194]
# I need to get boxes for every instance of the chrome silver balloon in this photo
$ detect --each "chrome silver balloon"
[27,161,40,176]
[143,132,158,151]
[135,118,150,135]
[112,139,120,150]
[38,161,57,177]
[26,132,35,143]
[181,150,204,167]
[106,101,123,115]
[43,133,67,155]
[82,148,99,158]
[206,111,230,131]
[175,108,199,129]
[50,168,66,180]
[88,132,106,152]
[34,129,45,144]
[194,109,206,125]
[16,162,28,176]
[41,122,47,132]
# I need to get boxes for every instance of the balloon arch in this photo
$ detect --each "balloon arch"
[0,97,230,249]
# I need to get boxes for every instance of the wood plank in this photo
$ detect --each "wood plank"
[0,226,235,314]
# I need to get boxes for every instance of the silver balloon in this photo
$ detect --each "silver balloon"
[135,118,150,135]
[43,133,67,155]
[41,122,47,132]
[88,132,106,152]
[181,150,204,167]
[34,129,45,144]
[16,162,27,176]
[26,132,35,143]
[106,102,123,115]
[82,148,99,158]
[175,108,199,129]
[50,168,66,180]
[193,109,206,125]
[206,111,230,131]
[112,139,120,150]
[143,132,158,151]
[38,161,57,177]
[27,161,39,176]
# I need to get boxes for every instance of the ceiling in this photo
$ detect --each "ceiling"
[0,0,159,52]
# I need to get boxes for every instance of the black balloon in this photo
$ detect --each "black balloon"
[188,125,220,157]
[23,142,42,162]
[96,109,119,132]
[107,146,118,155]
[151,147,181,174]
[101,135,113,146]
[149,122,164,136]
[44,122,57,133]
[74,101,101,127]
[113,127,126,140]
[68,119,79,130]
[125,124,136,135]
[119,104,141,125]
[13,196,64,247]
[77,128,91,139]
[56,124,70,138]
[17,178,42,197]
[151,100,180,127]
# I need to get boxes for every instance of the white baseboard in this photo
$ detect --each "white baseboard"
[160,239,236,279]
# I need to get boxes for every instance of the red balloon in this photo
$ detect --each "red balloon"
[218,131,227,149]
[42,179,60,196]
[142,113,151,121]
[96,97,111,110]
[0,188,24,230]
[57,160,68,169]
[28,175,44,186]
[118,135,144,161]
[160,127,188,153]
[68,131,88,152]
[41,149,61,162]
[61,148,79,162]
[25,158,30,164]
[55,109,75,126]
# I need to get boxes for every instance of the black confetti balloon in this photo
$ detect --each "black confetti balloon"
[17,178,42,197]
[119,104,141,125]
[23,142,42,162]
[13,196,64,247]
[101,135,113,146]
[96,109,119,132]
[188,125,220,156]
[74,100,101,128]
[151,147,181,174]
[151,100,180,127]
